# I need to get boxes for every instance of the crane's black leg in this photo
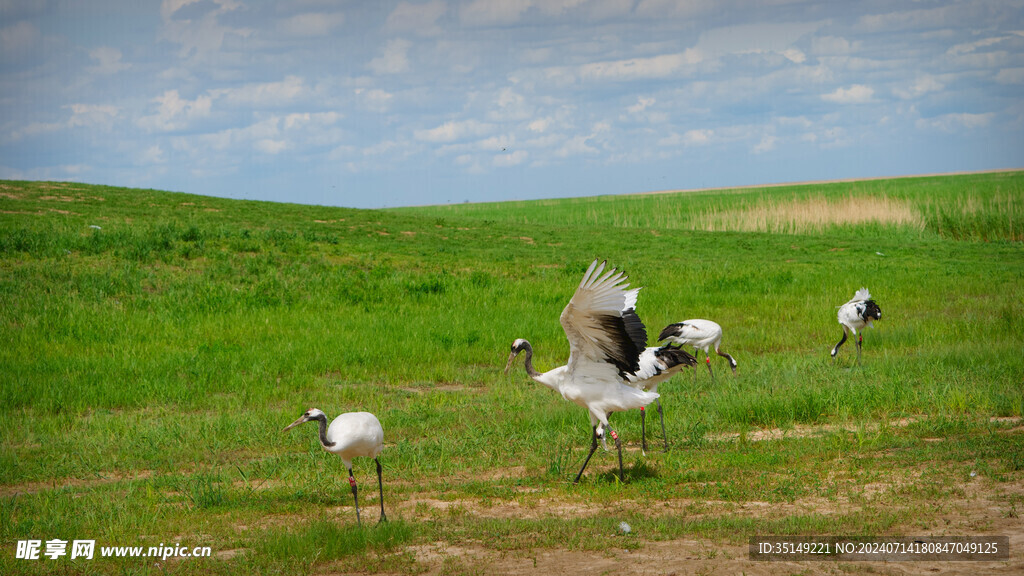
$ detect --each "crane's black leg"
[347,468,361,526]
[574,426,600,484]
[640,407,648,454]
[856,333,863,366]
[656,399,669,452]
[375,458,387,523]
[831,329,848,361]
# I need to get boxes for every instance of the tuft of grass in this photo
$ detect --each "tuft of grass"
[253,520,416,565]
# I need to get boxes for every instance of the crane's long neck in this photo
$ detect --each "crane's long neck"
[313,414,335,448]
[521,344,542,380]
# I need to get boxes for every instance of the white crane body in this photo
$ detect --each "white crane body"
[659,319,737,379]
[283,408,387,525]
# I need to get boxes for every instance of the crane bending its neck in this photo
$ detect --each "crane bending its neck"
[311,413,336,448]
[506,339,541,380]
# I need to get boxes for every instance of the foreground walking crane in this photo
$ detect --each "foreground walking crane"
[283,409,387,525]
[504,259,664,483]
[658,319,737,380]
[831,288,882,365]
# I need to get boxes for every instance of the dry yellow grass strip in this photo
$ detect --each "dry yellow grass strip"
[691,194,925,234]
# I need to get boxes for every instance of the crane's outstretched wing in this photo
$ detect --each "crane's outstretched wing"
[560,260,644,378]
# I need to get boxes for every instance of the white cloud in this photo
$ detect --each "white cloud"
[781,48,806,64]
[947,36,1009,56]
[487,88,533,121]
[88,47,130,75]
[460,0,533,27]
[634,0,710,19]
[567,49,703,82]
[696,22,823,60]
[355,88,394,112]
[894,75,944,99]
[283,112,341,130]
[995,67,1024,84]
[160,0,251,58]
[753,135,777,154]
[627,96,656,114]
[281,12,345,37]
[857,6,954,32]
[527,118,550,133]
[386,1,446,36]
[212,76,307,106]
[6,103,118,141]
[414,119,494,143]
[67,104,119,128]
[658,129,714,147]
[822,84,875,104]
[255,139,289,154]
[0,20,39,56]
[683,129,713,146]
[368,39,412,75]
[916,113,995,132]
[555,134,597,157]
[137,90,212,132]
[139,145,166,165]
[8,121,63,141]
[811,35,857,56]
[493,150,528,167]
[477,134,515,152]
[537,0,588,17]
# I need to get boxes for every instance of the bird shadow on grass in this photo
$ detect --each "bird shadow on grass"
[589,460,660,484]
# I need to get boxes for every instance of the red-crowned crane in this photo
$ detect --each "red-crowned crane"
[659,319,737,380]
[623,328,698,453]
[831,288,882,365]
[504,260,666,483]
[283,409,387,525]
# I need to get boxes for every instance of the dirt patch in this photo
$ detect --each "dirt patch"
[708,416,1022,443]
[393,482,1023,576]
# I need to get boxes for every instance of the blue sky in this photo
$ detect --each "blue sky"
[1,1,1022,208]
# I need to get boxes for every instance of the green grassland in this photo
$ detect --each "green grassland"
[1,172,1023,575]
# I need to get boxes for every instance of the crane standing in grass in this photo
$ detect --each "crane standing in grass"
[283,409,387,525]
[831,288,882,365]
[504,260,664,483]
[658,319,737,380]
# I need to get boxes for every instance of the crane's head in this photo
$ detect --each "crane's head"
[504,338,531,373]
[282,407,326,432]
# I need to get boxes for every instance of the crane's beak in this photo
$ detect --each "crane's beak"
[282,414,309,432]
[504,350,519,374]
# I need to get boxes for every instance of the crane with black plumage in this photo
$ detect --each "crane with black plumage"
[504,260,691,482]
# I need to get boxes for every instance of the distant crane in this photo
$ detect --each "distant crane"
[831,288,882,365]
[659,319,737,380]
[283,409,387,525]
[504,260,661,483]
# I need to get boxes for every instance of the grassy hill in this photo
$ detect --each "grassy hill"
[1,174,1022,574]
